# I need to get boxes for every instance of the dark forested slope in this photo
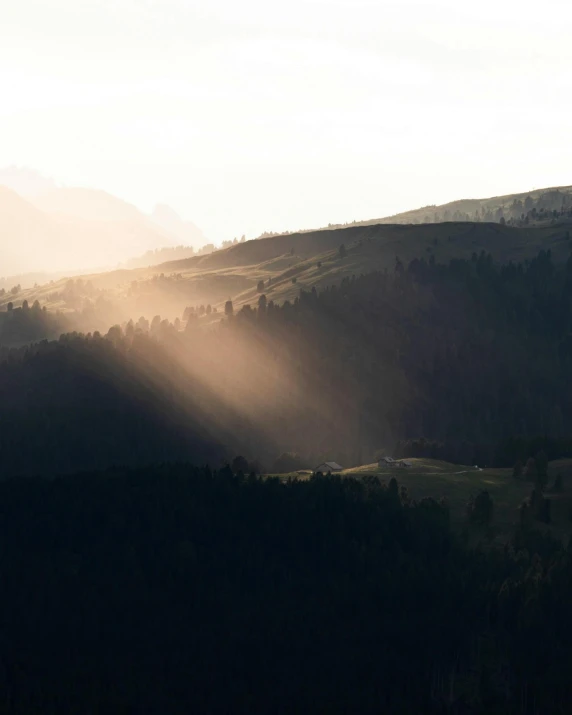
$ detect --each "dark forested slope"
[3,251,572,713]
[2,249,572,475]
[0,465,570,713]
[213,248,572,466]
[0,333,224,475]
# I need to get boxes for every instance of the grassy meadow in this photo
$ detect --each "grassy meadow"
[2,220,571,324]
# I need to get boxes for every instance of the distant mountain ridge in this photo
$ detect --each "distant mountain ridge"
[0,168,206,277]
[151,203,205,246]
[31,189,203,248]
[0,166,57,198]
[0,185,175,275]
[32,187,148,223]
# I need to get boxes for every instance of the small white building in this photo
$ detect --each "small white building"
[315,461,343,473]
[378,457,396,467]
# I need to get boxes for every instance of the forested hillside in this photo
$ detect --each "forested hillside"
[1,219,570,346]
[0,299,66,347]
[0,464,570,713]
[3,248,572,476]
[0,333,224,475]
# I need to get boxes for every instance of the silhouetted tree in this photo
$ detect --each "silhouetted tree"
[231,455,249,474]
[525,457,537,480]
[388,477,399,499]
[467,490,493,525]
[535,450,548,489]
[150,315,161,334]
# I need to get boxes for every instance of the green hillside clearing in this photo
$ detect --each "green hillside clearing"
[270,458,572,543]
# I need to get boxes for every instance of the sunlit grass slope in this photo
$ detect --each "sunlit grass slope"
[3,220,570,323]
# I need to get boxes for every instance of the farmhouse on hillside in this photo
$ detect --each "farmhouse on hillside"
[378,457,396,467]
[315,461,343,473]
[379,457,412,469]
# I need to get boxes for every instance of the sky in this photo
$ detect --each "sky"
[1,0,572,243]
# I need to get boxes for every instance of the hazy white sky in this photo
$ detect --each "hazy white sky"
[1,0,571,241]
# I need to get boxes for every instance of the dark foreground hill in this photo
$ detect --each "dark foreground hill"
[0,464,570,713]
